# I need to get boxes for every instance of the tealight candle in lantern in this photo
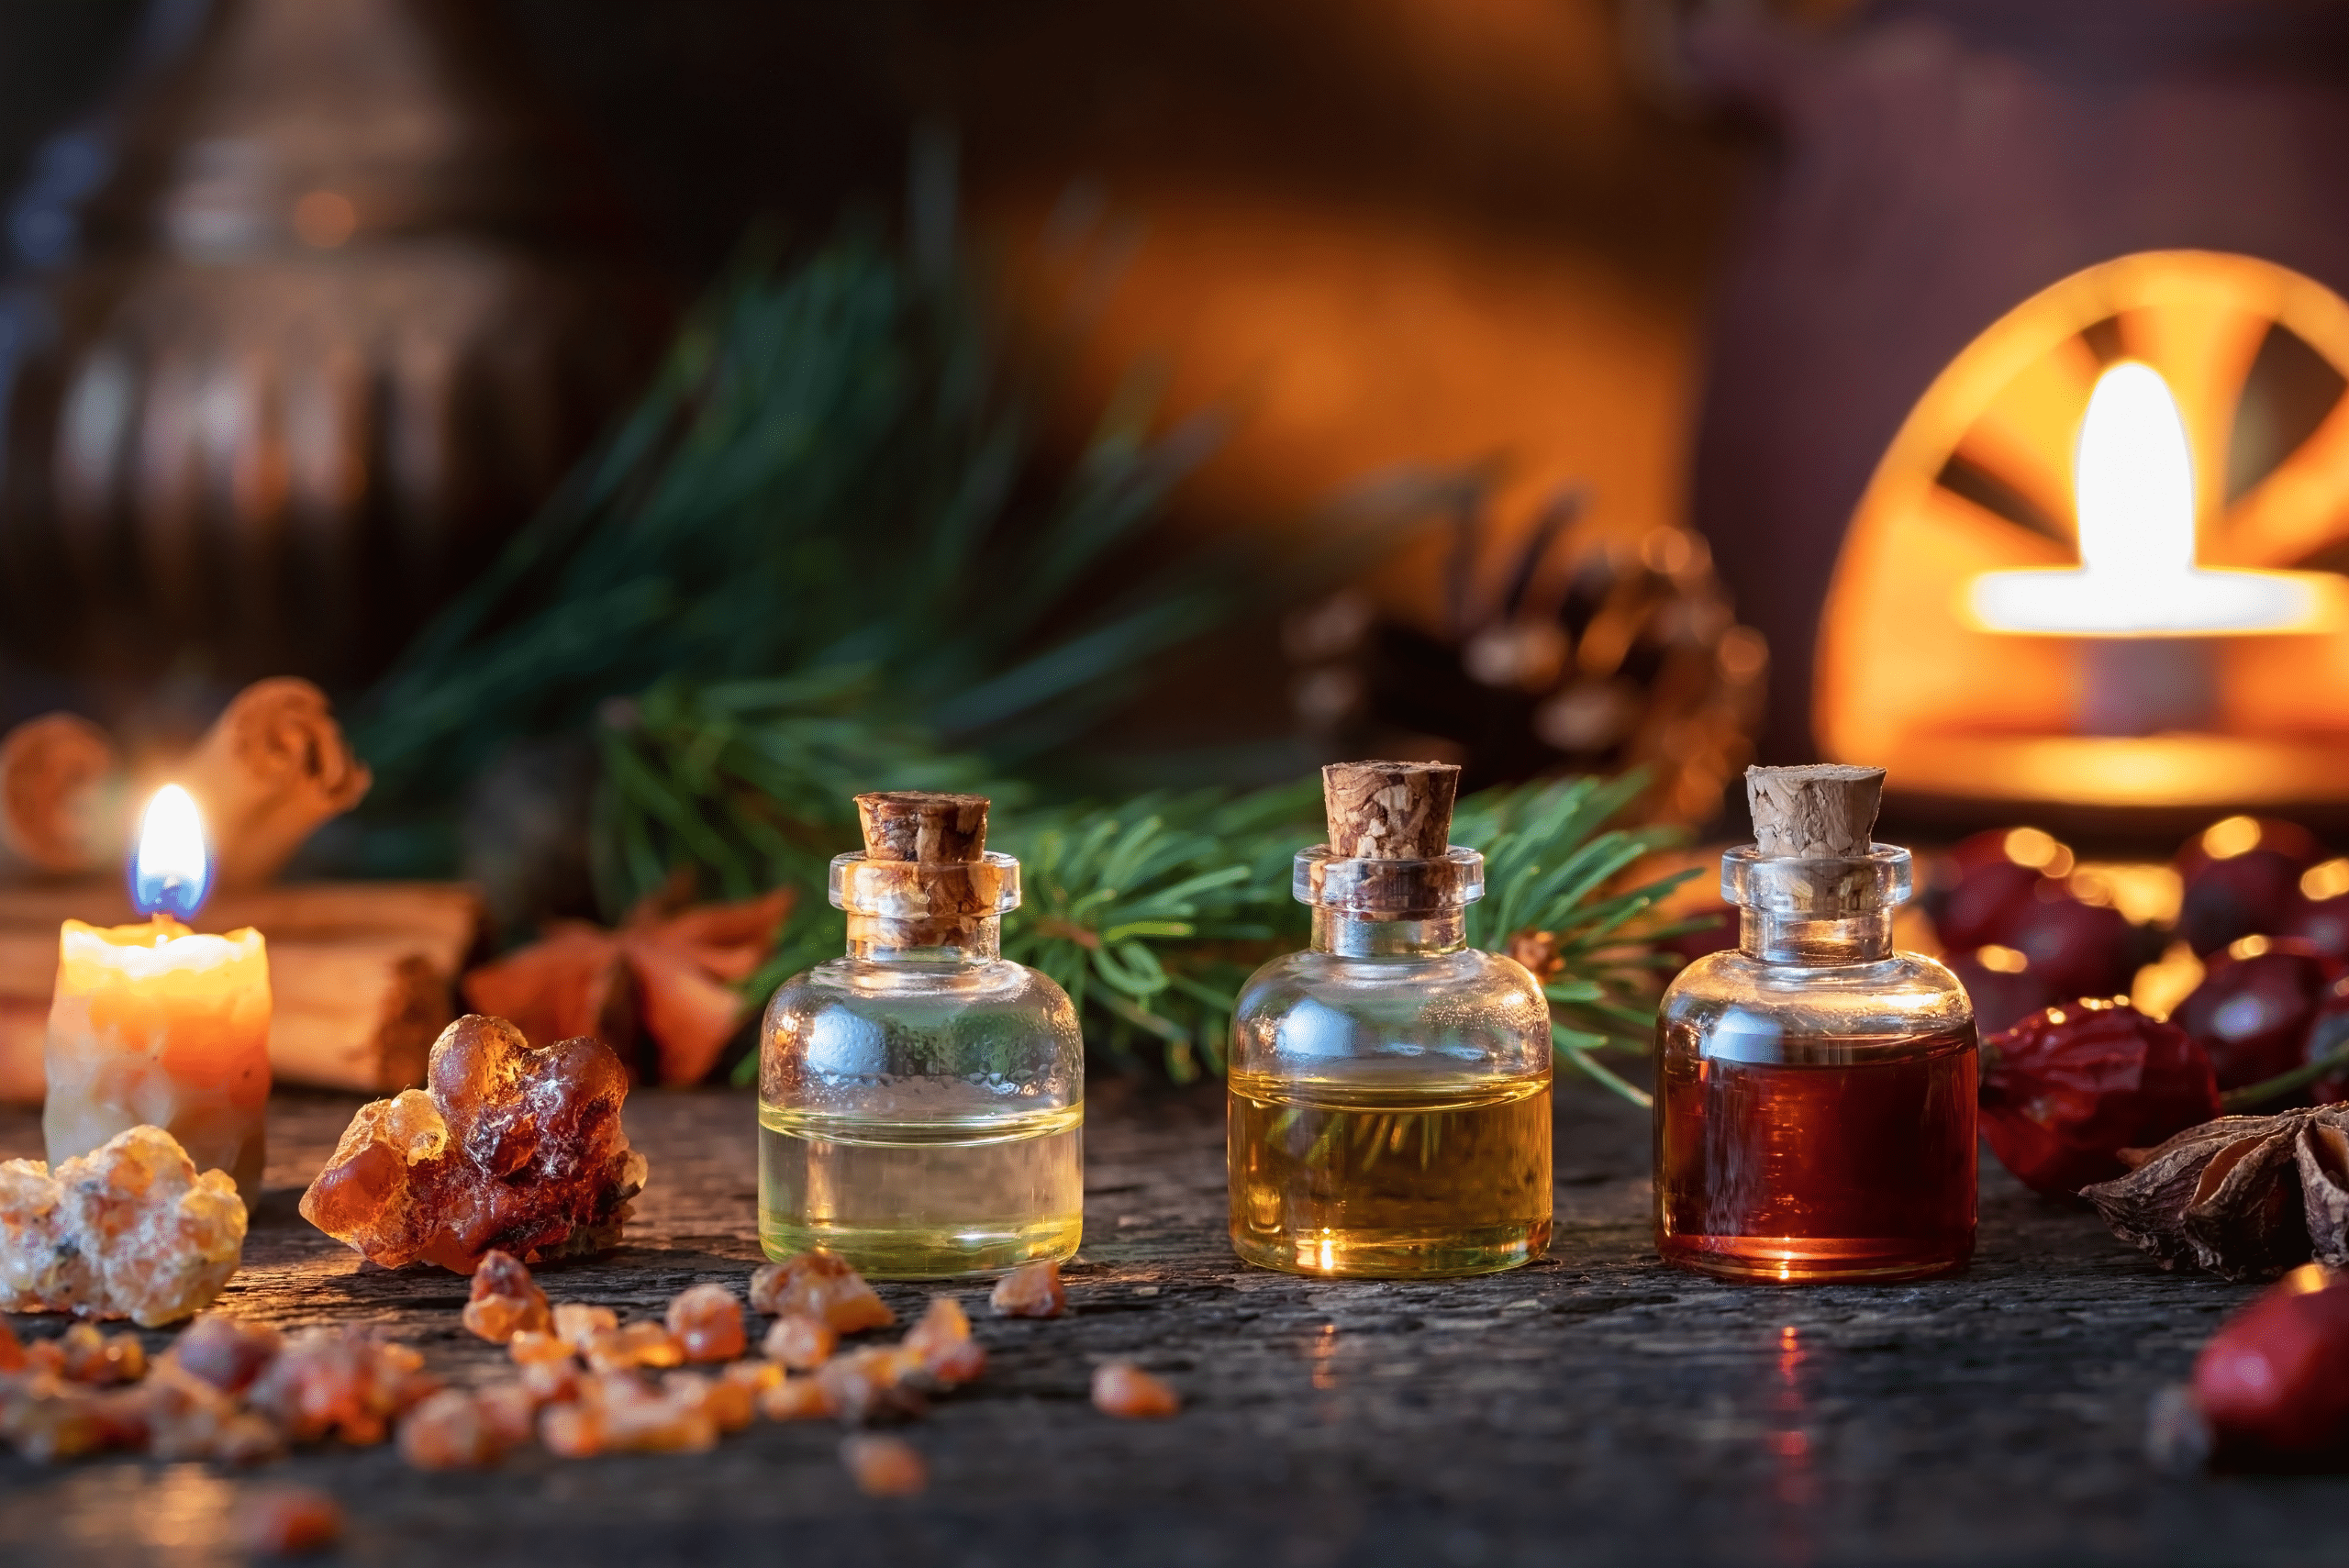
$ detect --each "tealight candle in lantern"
[42,784,271,1201]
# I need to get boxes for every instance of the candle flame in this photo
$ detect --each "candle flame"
[1967,361,2332,636]
[132,784,209,920]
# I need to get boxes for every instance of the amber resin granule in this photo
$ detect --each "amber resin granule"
[0,1124,246,1325]
[299,1015,648,1273]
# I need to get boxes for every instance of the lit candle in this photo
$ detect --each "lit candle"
[42,784,271,1201]
[1967,361,2339,635]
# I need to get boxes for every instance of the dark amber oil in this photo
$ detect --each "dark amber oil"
[1655,1024,1977,1283]
[1230,1071,1553,1276]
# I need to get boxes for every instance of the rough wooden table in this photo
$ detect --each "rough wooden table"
[0,1076,2337,1567]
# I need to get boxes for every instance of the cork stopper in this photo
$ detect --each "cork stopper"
[1745,764,1885,859]
[1322,761,1459,860]
[854,792,989,863]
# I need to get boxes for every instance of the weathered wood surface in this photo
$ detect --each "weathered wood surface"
[0,1077,2338,1567]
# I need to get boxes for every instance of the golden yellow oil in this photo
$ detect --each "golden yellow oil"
[1228,1071,1553,1277]
[758,1102,1083,1279]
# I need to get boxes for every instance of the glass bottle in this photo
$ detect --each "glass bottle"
[1229,761,1553,1277]
[1653,766,1977,1284]
[758,792,1083,1278]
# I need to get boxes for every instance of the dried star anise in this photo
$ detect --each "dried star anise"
[2081,1105,2349,1281]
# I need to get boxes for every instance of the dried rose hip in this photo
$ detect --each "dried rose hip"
[665,1283,746,1362]
[2174,940,2337,1093]
[298,1015,648,1274]
[2000,890,2141,1001]
[1979,998,2222,1195]
[233,1487,344,1556]
[762,1313,836,1371]
[2177,817,2321,957]
[462,1251,552,1343]
[1091,1361,1181,1419]
[750,1251,894,1334]
[989,1261,1066,1319]
[1935,829,2059,951]
[841,1433,928,1496]
[2193,1262,2349,1457]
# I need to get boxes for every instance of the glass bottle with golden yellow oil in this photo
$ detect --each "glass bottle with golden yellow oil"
[758,791,1083,1277]
[1228,761,1553,1277]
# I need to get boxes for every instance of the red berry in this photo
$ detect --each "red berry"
[2195,1264,2349,1455]
[2173,941,2336,1093]
[1947,948,2058,1039]
[2176,817,2320,957]
[1979,998,2220,1195]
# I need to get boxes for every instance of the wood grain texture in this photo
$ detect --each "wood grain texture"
[0,1078,2330,1566]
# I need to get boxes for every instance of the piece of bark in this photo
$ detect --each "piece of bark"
[855,792,989,862]
[0,713,120,874]
[179,678,373,889]
[1321,761,1458,860]
[1745,763,1885,858]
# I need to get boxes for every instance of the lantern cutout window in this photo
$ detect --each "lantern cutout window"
[1818,250,2349,813]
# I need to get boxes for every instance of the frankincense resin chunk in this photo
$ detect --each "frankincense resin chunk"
[749,1251,894,1333]
[246,1328,438,1446]
[462,1251,551,1343]
[841,1433,928,1496]
[397,1388,504,1471]
[164,1313,282,1395]
[1091,1362,1180,1419]
[902,1297,985,1387]
[989,1260,1066,1318]
[233,1488,344,1555]
[665,1283,746,1362]
[762,1313,836,1371]
[0,1124,246,1325]
[298,1015,647,1273]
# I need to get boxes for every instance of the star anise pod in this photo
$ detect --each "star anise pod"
[2081,1106,2349,1282]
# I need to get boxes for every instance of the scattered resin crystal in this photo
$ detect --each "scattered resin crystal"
[758,1375,835,1421]
[462,1251,552,1343]
[245,1328,439,1446]
[0,1124,247,1325]
[749,1251,896,1333]
[901,1297,985,1386]
[298,1015,647,1273]
[584,1323,684,1373]
[762,1313,837,1370]
[233,1488,343,1556]
[665,1283,746,1362]
[32,1324,146,1385]
[989,1260,1066,1318]
[841,1433,927,1496]
[1092,1362,1181,1418]
[397,1388,504,1470]
[164,1313,283,1395]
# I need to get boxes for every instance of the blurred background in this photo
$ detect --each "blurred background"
[8,0,2349,1101]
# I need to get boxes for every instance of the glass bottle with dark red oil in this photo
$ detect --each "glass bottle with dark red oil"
[1653,764,1976,1283]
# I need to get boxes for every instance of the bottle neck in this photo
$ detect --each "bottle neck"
[1740,909,1895,966]
[1312,909,1466,958]
[845,914,1001,963]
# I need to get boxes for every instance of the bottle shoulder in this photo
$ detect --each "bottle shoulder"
[1659,947,1975,1058]
[1230,945,1550,1082]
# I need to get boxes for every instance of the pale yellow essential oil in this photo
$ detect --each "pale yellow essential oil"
[758,1100,1084,1278]
[1227,1070,1553,1277]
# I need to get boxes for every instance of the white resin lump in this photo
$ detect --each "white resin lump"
[0,1125,247,1326]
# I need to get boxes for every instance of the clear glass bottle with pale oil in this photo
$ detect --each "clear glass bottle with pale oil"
[1229,762,1553,1277]
[758,792,1082,1277]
